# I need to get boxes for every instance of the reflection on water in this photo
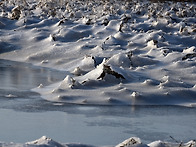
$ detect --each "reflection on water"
[0,106,196,146]
[0,59,196,146]
[0,59,66,109]
[0,59,65,90]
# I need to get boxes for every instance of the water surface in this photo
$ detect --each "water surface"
[0,59,196,146]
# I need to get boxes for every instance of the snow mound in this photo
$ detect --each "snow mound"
[0,0,196,106]
[26,136,65,147]
[116,137,196,147]
[1,136,195,147]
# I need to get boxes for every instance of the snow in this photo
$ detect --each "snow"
[0,0,196,146]
[1,136,196,147]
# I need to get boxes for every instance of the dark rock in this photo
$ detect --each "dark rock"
[182,53,196,60]
[97,64,125,80]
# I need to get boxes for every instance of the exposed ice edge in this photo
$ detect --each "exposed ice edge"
[1,136,196,147]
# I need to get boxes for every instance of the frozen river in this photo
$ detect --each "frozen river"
[0,59,196,146]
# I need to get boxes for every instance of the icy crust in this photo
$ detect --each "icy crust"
[0,136,196,147]
[0,0,196,106]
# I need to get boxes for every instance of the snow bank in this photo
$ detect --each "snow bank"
[1,136,196,147]
[0,0,196,106]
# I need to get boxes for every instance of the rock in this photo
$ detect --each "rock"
[182,53,196,60]
[97,64,125,80]
[11,6,21,20]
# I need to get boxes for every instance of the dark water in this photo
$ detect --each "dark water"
[0,59,196,146]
